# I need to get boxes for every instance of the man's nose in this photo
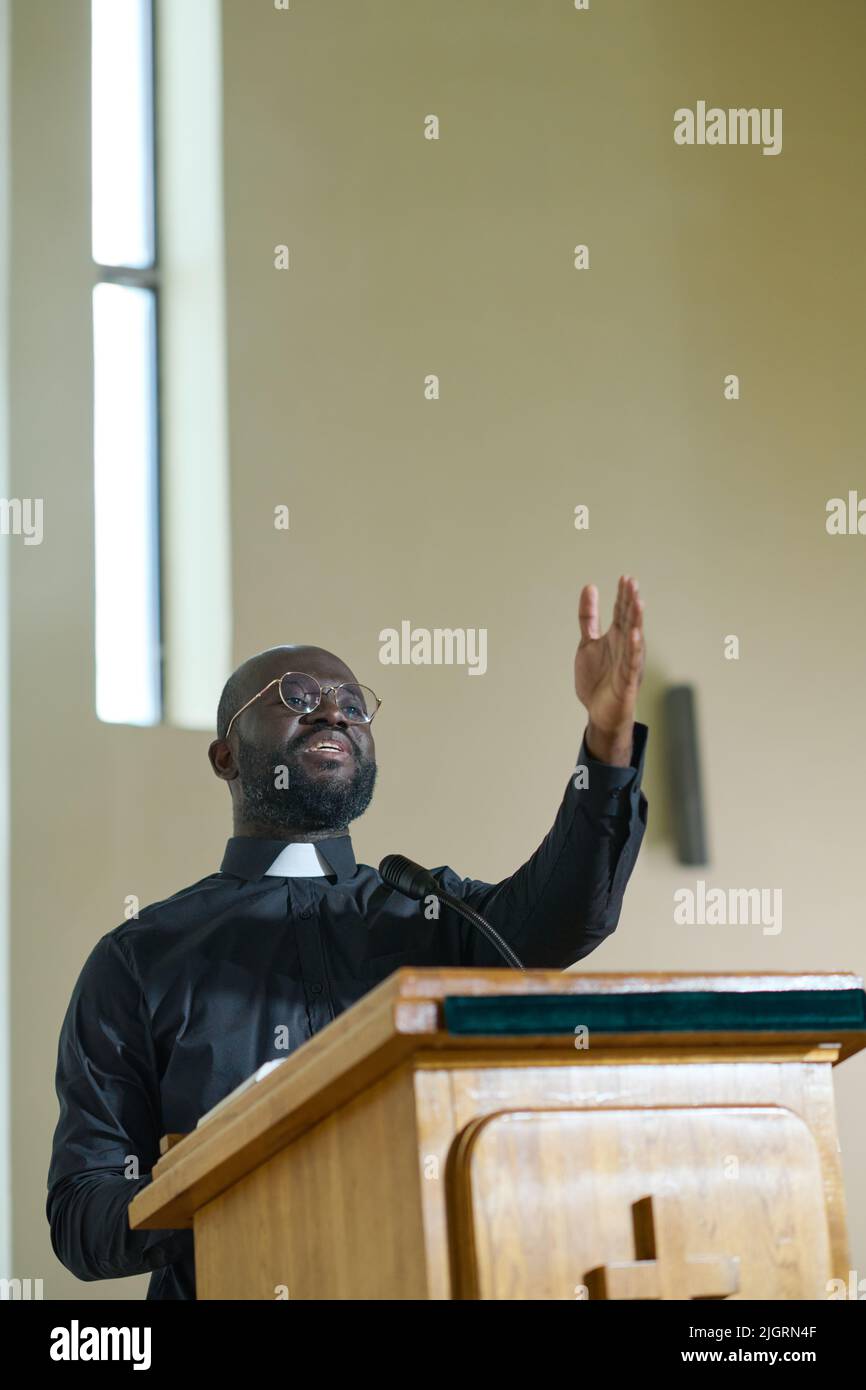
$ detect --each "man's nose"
[305,689,347,724]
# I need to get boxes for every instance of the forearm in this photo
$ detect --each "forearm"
[47,1171,189,1282]
[458,724,648,968]
[585,719,635,768]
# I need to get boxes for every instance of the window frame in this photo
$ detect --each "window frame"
[91,0,165,724]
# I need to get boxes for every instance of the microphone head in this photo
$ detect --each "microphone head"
[379,854,440,902]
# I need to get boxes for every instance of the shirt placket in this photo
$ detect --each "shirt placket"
[287,878,334,1035]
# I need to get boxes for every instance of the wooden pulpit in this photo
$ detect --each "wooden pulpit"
[129,969,866,1300]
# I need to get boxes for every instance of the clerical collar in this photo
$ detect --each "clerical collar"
[219,833,357,883]
[264,841,330,876]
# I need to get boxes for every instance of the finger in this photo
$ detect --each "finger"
[617,576,631,635]
[624,576,644,635]
[629,588,644,634]
[622,581,642,637]
[620,626,644,684]
[578,583,599,641]
[612,575,627,635]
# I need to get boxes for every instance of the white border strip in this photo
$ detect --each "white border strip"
[0,0,12,1281]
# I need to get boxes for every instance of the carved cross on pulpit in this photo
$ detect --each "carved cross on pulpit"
[584,1194,741,1300]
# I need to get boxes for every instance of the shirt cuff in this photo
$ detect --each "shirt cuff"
[571,720,648,813]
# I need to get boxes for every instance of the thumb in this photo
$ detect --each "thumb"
[577,583,599,642]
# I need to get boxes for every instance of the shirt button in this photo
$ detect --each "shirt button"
[299,907,313,919]
[310,982,323,995]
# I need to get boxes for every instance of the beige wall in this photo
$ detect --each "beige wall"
[10,0,866,1298]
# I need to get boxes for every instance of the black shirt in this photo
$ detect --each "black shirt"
[46,723,648,1299]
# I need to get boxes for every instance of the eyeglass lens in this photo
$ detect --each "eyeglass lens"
[279,672,376,723]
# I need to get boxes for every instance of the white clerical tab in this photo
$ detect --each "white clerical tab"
[264,841,331,876]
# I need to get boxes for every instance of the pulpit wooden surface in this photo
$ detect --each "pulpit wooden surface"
[129,969,866,1299]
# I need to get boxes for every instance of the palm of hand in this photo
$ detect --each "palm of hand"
[574,576,645,733]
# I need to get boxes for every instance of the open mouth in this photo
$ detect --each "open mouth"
[300,736,353,759]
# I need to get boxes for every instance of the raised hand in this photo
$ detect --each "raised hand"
[574,576,645,766]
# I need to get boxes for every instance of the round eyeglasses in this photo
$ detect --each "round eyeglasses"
[225,671,381,739]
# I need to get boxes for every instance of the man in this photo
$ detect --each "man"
[47,577,648,1300]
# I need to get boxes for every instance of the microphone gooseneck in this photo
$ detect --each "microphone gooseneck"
[379,854,525,971]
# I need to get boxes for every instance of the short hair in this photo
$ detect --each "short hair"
[216,645,347,741]
[216,665,252,742]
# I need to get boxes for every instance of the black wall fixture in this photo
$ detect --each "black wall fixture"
[663,684,709,866]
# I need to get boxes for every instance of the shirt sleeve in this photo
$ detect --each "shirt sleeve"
[46,932,191,1282]
[441,721,648,969]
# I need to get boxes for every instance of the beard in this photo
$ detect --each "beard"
[235,729,377,835]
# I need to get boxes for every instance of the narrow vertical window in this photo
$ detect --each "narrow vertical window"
[91,0,161,724]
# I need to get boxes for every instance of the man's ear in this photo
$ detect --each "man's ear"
[208,738,238,781]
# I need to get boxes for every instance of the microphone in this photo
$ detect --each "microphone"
[379,854,525,971]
